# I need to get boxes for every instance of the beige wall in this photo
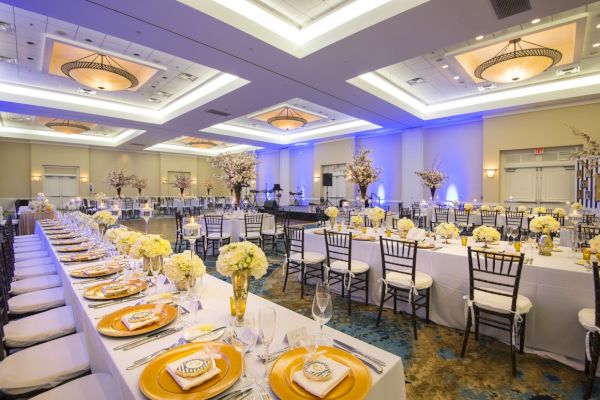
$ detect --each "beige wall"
[483,102,600,202]
[0,141,30,198]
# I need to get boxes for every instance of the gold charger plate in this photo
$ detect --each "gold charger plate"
[60,252,104,263]
[56,244,93,253]
[269,346,372,400]
[97,303,177,337]
[83,279,147,300]
[69,264,123,278]
[51,238,86,245]
[47,232,79,239]
[417,243,435,249]
[139,342,242,400]
[352,234,376,242]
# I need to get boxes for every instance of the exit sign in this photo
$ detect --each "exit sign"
[534,148,544,155]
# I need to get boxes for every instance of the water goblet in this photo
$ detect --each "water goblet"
[230,315,258,388]
[259,307,276,380]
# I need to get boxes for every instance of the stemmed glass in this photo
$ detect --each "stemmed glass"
[149,257,162,294]
[312,283,333,342]
[259,307,276,380]
[230,315,258,388]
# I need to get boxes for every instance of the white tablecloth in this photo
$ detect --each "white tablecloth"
[201,214,275,242]
[427,208,530,228]
[36,223,406,400]
[304,228,593,372]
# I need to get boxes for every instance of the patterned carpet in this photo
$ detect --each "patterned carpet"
[123,217,597,399]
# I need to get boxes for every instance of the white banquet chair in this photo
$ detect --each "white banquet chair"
[240,213,263,247]
[10,274,61,295]
[8,287,65,315]
[4,305,76,348]
[31,373,118,400]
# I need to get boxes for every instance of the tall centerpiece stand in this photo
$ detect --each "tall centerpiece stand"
[141,203,153,234]
[182,216,202,296]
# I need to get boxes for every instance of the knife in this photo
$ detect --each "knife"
[333,344,383,374]
[212,388,253,400]
[88,295,145,309]
[186,326,227,342]
[333,339,387,367]
[122,326,183,351]
[113,327,175,350]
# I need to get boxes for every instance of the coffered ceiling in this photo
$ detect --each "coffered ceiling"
[0,0,596,155]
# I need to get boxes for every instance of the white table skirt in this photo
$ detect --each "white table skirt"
[36,223,406,400]
[201,214,275,242]
[304,228,593,372]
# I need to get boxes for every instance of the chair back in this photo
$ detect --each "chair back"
[435,207,449,223]
[454,209,471,227]
[204,215,224,237]
[480,210,498,226]
[584,214,597,225]
[274,211,289,234]
[398,202,403,213]
[284,226,304,260]
[579,225,600,247]
[399,208,411,219]
[244,214,263,236]
[466,247,525,314]
[505,211,524,229]
[379,237,418,282]
[411,203,422,218]
[324,231,352,271]
[592,262,600,328]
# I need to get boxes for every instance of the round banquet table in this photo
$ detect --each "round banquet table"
[18,210,55,235]
[200,213,275,242]
[304,227,595,372]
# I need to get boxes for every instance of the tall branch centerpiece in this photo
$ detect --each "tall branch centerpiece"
[415,165,448,200]
[211,152,258,208]
[345,148,382,203]
[106,170,132,198]
[172,174,192,197]
[130,175,147,196]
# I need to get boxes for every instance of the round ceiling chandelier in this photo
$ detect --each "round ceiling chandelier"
[61,52,139,91]
[474,38,562,83]
[267,106,308,130]
[45,119,91,134]
[188,139,218,149]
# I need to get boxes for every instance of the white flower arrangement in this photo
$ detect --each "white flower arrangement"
[210,152,258,190]
[463,203,473,211]
[350,215,363,227]
[346,149,382,199]
[92,210,117,226]
[572,202,583,211]
[480,205,491,211]
[517,205,528,213]
[131,234,173,259]
[29,200,54,213]
[164,251,206,283]
[105,227,129,243]
[472,225,501,243]
[106,170,132,194]
[325,206,339,219]
[590,234,600,253]
[533,207,547,214]
[397,218,415,232]
[435,222,460,238]
[552,207,566,217]
[36,192,46,201]
[115,230,143,255]
[130,175,147,195]
[368,206,385,222]
[529,215,560,234]
[415,166,448,189]
[493,205,505,213]
[216,241,268,279]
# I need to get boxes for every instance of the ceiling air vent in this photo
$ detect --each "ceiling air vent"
[205,109,231,117]
[130,143,147,147]
[406,77,425,86]
[489,0,531,19]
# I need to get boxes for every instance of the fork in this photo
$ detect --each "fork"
[257,385,272,400]
[126,337,187,370]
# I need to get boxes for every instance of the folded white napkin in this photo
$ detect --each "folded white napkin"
[166,352,220,391]
[406,228,426,241]
[121,311,159,331]
[292,357,350,398]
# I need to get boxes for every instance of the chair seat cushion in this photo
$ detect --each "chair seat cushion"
[14,242,42,251]
[0,333,90,395]
[14,265,56,280]
[579,308,596,331]
[387,271,433,291]
[15,234,39,242]
[473,288,533,315]
[16,257,54,269]
[4,306,75,348]
[290,252,326,265]
[31,373,117,400]
[330,259,370,274]
[11,275,62,295]
[261,229,283,236]
[8,287,65,314]
[15,250,49,261]
[207,233,231,240]
[240,232,261,239]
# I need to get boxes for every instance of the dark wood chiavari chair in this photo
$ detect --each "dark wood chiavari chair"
[461,248,530,376]
[584,214,598,225]
[454,209,471,230]
[580,262,600,399]
[204,215,231,256]
[241,214,264,247]
[283,226,326,299]
[434,207,449,223]
[411,203,426,228]
[174,212,185,252]
[399,207,412,219]
[324,231,370,316]
[398,202,403,214]
[262,211,289,255]
[376,237,432,339]
[480,210,498,227]
[580,225,600,247]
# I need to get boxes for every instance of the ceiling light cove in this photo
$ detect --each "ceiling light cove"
[176,0,429,58]
[61,53,139,91]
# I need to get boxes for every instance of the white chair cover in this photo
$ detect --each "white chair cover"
[10,275,62,295]
[8,287,65,314]
[4,306,75,348]
[31,373,117,400]
[14,265,56,280]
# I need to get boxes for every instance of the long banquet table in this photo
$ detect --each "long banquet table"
[36,223,406,399]
[304,227,594,371]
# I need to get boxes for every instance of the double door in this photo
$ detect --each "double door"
[43,175,79,208]
[502,166,575,207]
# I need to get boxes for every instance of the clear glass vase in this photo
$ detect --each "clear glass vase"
[232,269,250,326]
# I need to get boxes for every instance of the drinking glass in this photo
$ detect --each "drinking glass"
[312,284,332,342]
[259,307,277,380]
[149,257,162,294]
[230,315,258,388]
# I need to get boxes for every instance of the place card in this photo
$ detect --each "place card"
[284,326,308,346]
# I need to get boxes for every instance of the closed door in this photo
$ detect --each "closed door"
[503,166,575,207]
[44,176,79,207]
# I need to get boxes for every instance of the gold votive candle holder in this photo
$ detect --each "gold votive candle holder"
[361,227,367,234]
[386,229,392,238]
[460,235,468,246]
[583,247,592,261]
[514,241,522,252]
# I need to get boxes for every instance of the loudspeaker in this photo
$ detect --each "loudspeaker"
[322,173,333,187]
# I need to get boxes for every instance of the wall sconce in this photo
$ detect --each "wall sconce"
[485,168,497,178]
[161,177,168,184]
[313,176,320,183]
[80,176,89,183]
[31,175,41,182]
[191,178,197,185]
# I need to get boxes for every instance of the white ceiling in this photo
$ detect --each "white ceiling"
[0,112,125,137]
[249,0,350,28]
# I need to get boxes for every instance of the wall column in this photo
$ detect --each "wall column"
[279,149,290,206]
[401,128,424,204]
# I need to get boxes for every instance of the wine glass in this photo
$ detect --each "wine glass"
[312,284,333,342]
[149,257,162,294]
[230,315,258,388]
[259,307,276,380]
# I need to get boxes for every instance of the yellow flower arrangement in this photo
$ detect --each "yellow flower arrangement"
[216,241,268,279]
[163,251,206,282]
[480,205,491,211]
[472,225,501,242]
[105,227,129,243]
[463,203,473,211]
[435,222,460,238]
[368,206,385,222]
[131,234,173,259]
[397,217,415,233]
[92,210,117,226]
[529,215,560,234]
[325,206,339,219]
[115,230,143,255]
[350,215,363,227]
[552,207,566,217]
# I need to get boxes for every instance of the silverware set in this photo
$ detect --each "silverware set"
[333,339,386,374]
[87,294,145,309]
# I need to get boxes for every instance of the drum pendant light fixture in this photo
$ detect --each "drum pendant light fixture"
[61,52,139,91]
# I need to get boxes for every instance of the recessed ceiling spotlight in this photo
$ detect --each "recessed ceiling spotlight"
[594,43,600,48]
[477,83,497,91]
[475,35,484,40]
[55,30,67,36]
[177,72,198,82]
[26,41,35,45]
[76,87,97,95]
[442,64,449,69]
[0,21,13,32]
[531,18,541,24]
[84,38,93,43]
[453,75,460,80]
[556,66,581,76]
[406,77,425,85]
[0,55,16,64]
[156,90,172,97]
[146,97,162,103]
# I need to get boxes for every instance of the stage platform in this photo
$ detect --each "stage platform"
[279,205,323,221]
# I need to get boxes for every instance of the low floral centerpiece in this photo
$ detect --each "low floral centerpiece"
[572,202,583,212]
[350,215,363,229]
[397,218,415,238]
[529,215,560,256]
[131,234,173,274]
[29,200,54,214]
[368,206,385,230]
[533,206,547,215]
[463,203,473,212]
[435,222,460,244]
[415,165,448,200]
[472,225,501,248]
[105,227,129,244]
[115,230,143,256]
[517,205,528,214]
[553,207,566,217]
[493,205,505,213]
[164,250,206,291]
[92,210,117,236]
[216,241,268,325]
[106,170,131,198]
[346,148,382,203]
[480,204,491,212]
[325,206,339,229]
[590,235,600,253]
